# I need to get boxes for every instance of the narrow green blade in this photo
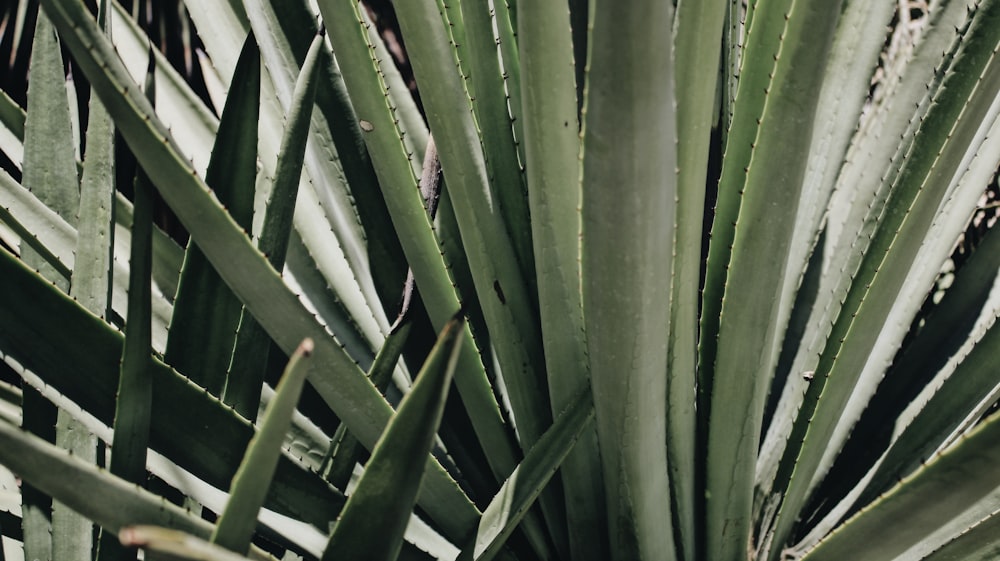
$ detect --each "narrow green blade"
[800,411,1000,561]
[37,0,479,538]
[517,0,605,557]
[670,2,726,557]
[389,2,558,555]
[122,527,255,561]
[165,33,260,397]
[699,2,844,558]
[315,0,521,504]
[0,247,344,529]
[224,28,323,419]
[0,417,215,544]
[468,389,595,561]
[107,52,156,486]
[769,4,1000,553]
[212,339,314,554]
[99,57,158,561]
[322,313,464,561]
[580,2,677,560]
[324,319,412,491]
[20,10,80,561]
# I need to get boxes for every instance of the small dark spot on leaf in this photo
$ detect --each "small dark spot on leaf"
[493,280,506,304]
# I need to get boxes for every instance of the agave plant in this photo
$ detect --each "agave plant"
[1,0,999,560]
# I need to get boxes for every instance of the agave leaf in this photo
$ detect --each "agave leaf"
[769,3,1000,552]
[789,95,1000,545]
[580,2,678,560]
[700,1,845,558]
[315,0,521,496]
[189,0,391,344]
[759,1,981,485]
[670,2,726,556]
[756,0,896,484]
[0,246,344,528]
[467,389,596,561]
[164,32,260,397]
[73,0,117,321]
[122,526,256,561]
[97,53,157,561]
[459,0,533,295]
[919,508,1000,561]
[0,166,74,278]
[516,1,606,559]
[108,2,218,175]
[107,53,156,488]
[809,87,1000,495]
[284,231,375,371]
[0,168,176,349]
[321,313,464,561]
[772,0,895,352]
[0,89,24,169]
[20,9,81,561]
[36,0,478,540]
[0,417,214,547]
[799,409,1000,561]
[212,339,314,554]
[224,28,322,418]
[491,0,522,167]
[855,311,1000,512]
[391,2,560,554]
[22,9,77,228]
[324,317,411,491]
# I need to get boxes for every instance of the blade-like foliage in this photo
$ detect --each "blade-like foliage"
[1,0,999,560]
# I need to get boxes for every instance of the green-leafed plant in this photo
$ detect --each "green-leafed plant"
[1,0,999,560]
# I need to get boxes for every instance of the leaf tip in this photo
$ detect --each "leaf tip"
[299,338,314,357]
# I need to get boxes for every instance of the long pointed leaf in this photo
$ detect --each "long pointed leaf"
[580,2,677,560]
[517,0,606,558]
[225,28,322,418]
[0,246,344,529]
[164,33,260,397]
[800,410,1000,561]
[212,339,314,554]
[322,313,464,561]
[37,0,478,541]
[468,389,595,561]
[20,10,80,561]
